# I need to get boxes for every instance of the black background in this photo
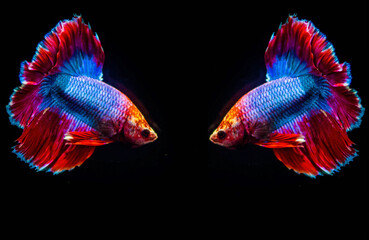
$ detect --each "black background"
[2,1,368,228]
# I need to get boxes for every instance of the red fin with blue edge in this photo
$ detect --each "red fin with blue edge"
[265,15,317,80]
[272,110,356,177]
[264,15,364,131]
[55,16,104,79]
[7,74,43,128]
[327,81,363,131]
[8,16,106,173]
[8,16,104,128]
[14,108,96,174]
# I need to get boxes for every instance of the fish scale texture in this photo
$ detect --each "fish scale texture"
[49,73,130,129]
[7,16,157,173]
[211,16,363,177]
[238,75,320,131]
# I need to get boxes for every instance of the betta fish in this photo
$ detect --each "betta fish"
[7,16,157,174]
[210,16,364,177]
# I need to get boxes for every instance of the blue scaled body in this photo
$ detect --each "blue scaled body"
[238,75,325,131]
[43,73,129,129]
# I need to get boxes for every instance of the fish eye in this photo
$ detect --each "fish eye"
[217,130,226,140]
[141,128,151,138]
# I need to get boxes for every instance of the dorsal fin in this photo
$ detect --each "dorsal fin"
[264,15,318,81]
[8,16,105,129]
[264,15,363,131]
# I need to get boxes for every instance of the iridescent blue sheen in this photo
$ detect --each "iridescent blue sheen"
[60,51,103,80]
[239,75,327,131]
[42,73,128,129]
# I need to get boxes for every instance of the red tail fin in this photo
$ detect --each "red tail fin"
[265,15,364,131]
[273,110,356,177]
[14,108,95,174]
[7,68,43,128]
[8,16,105,173]
[8,16,104,129]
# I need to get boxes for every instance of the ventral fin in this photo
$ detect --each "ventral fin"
[246,120,271,141]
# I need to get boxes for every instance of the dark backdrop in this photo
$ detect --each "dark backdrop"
[2,2,367,205]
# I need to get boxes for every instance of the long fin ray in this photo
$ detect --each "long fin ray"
[264,15,364,131]
[272,109,356,177]
[8,16,105,172]
[14,108,96,173]
[65,131,113,146]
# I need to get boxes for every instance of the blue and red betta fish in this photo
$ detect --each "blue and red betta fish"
[210,16,364,177]
[8,16,157,173]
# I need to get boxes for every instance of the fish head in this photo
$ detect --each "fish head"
[209,106,245,148]
[121,104,158,146]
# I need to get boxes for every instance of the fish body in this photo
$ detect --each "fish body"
[8,16,157,173]
[49,73,132,132]
[210,16,364,177]
[236,75,320,132]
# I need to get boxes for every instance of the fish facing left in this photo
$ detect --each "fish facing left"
[7,16,157,174]
[210,16,364,177]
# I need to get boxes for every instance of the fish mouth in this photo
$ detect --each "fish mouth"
[209,131,220,144]
[142,130,158,144]
[148,131,158,142]
[132,134,157,148]
[209,130,238,149]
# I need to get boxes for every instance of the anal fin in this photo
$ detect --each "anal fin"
[65,131,113,146]
[255,132,305,148]
[272,110,357,177]
[14,108,96,174]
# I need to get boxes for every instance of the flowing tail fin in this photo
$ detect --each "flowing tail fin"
[264,16,364,177]
[7,16,104,173]
[7,16,104,128]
